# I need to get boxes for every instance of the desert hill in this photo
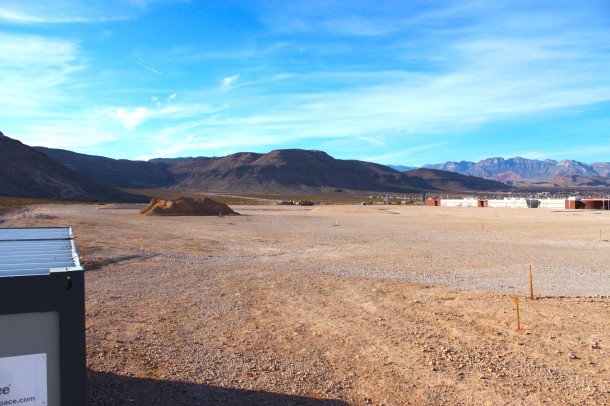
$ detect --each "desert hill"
[0,132,144,202]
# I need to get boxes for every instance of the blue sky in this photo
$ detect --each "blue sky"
[1,0,609,166]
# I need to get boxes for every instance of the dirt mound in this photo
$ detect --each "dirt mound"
[139,196,238,216]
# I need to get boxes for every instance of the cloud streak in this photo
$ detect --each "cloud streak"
[123,55,162,75]
[0,0,155,24]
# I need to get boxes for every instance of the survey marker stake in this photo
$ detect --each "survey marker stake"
[514,296,521,330]
[529,265,534,301]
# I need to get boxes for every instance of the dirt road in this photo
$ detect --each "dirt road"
[2,204,609,404]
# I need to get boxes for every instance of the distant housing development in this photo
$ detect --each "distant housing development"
[426,196,610,210]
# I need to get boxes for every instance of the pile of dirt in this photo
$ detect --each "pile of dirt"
[139,196,238,216]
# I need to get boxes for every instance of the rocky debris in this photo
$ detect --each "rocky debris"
[139,196,239,216]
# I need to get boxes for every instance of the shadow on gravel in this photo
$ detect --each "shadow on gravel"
[88,369,349,406]
[85,254,149,270]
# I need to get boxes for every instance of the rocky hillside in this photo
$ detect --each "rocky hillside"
[0,132,144,201]
[424,157,610,187]
[591,162,610,177]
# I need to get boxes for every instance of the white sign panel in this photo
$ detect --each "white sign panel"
[0,354,47,406]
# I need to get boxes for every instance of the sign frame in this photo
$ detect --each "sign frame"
[0,272,86,405]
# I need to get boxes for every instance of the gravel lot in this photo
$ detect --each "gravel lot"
[2,204,609,404]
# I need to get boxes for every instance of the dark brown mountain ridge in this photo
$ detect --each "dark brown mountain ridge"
[34,146,173,188]
[0,132,510,199]
[0,132,144,202]
[34,143,508,194]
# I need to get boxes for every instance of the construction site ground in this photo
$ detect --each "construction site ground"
[2,204,609,405]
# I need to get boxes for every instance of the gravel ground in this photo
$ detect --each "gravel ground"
[2,204,609,405]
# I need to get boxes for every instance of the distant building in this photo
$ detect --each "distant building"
[426,197,610,210]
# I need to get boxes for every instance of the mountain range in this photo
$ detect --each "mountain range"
[2,130,608,202]
[34,145,508,196]
[0,132,508,201]
[422,157,610,187]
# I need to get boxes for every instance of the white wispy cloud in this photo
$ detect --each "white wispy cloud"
[146,131,287,159]
[152,94,177,110]
[106,99,222,130]
[2,0,609,165]
[514,145,610,163]
[152,96,161,110]
[145,42,610,158]
[0,33,81,71]
[0,33,83,116]
[109,107,148,130]
[0,0,169,24]
[322,16,400,37]
[271,73,295,81]
[355,136,387,148]
[22,124,119,150]
[221,74,240,88]
[362,142,451,166]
